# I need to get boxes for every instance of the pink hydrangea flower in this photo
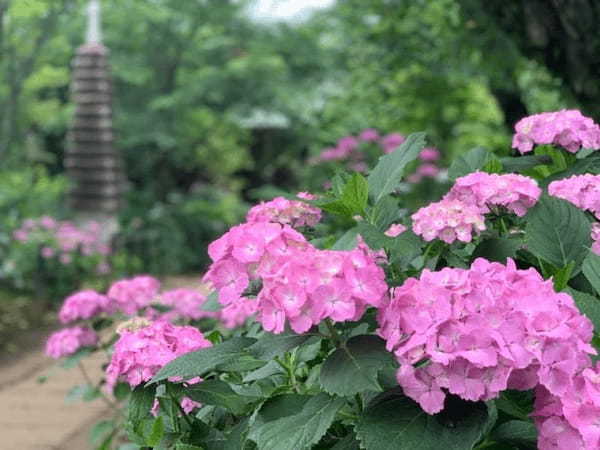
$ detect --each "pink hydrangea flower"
[377,258,597,433]
[380,133,406,153]
[416,163,440,178]
[107,275,161,316]
[512,109,600,154]
[411,199,486,244]
[204,221,387,333]
[419,147,441,162]
[159,288,217,321]
[105,320,211,389]
[445,172,541,217]
[359,128,380,142]
[384,224,407,237]
[45,326,98,359]
[549,174,600,219]
[59,290,114,323]
[246,195,322,228]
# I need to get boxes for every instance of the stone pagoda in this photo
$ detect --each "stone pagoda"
[66,0,123,222]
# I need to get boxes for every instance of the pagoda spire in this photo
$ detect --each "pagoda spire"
[86,0,102,44]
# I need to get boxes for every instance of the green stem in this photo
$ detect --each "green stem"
[324,319,342,347]
[170,392,194,429]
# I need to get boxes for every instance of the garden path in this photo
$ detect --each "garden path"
[0,275,203,450]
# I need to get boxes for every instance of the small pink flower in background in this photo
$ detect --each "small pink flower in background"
[337,135,359,153]
[13,230,28,242]
[406,173,422,184]
[105,320,211,389]
[41,246,55,258]
[350,161,368,173]
[40,215,57,229]
[380,133,406,153]
[59,254,72,264]
[59,290,114,323]
[416,163,440,178]
[359,128,380,142]
[512,109,600,154]
[108,275,161,316]
[384,224,407,237]
[159,288,217,321]
[96,262,111,275]
[419,147,441,162]
[45,326,98,359]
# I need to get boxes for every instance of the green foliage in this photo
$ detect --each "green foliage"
[491,421,537,448]
[356,391,490,450]
[249,394,345,450]
[368,132,426,203]
[565,288,600,334]
[320,335,395,397]
[448,147,501,180]
[524,196,591,269]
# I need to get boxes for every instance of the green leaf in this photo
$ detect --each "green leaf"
[473,238,522,263]
[525,195,591,269]
[249,331,314,361]
[186,380,257,416]
[320,335,395,396]
[369,196,400,230]
[175,444,204,450]
[150,337,256,384]
[128,385,156,424]
[331,228,359,250]
[201,291,222,312]
[243,360,282,382]
[388,231,423,267]
[499,155,551,172]
[495,391,533,421]
[565,288,600,333]
[357,222,389,250]
[340,173,369,215]
[146,416,164,447]
[331,433,361,450]
[448,147,500,180]
[66,383,100,403]
[90,420,115,446]
[356,391,489,450]
[582,251,600,295]
[491,420,537,447]
[552,261,575,291]
[250,393,345,450]
[258,394,313,422]
[368,132,426,202]
[59,348,92,369]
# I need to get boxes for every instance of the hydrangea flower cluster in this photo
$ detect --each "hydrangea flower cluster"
[377,258,598,448]
[59,290,114,324]
[411,198,486,244]
[310,129,407,172]
[204,221,387,332]
[105,319,211,389]
[512,109,600,154]
[445,172,541,217]
[159,288,217,322]
[12,216,111,271]
[407,147,442,184]
[246,193,321,228]
[548,174,600,219]
[45,326,98,359]
[107,275,161,316]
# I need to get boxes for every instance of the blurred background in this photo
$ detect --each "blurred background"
[1,0,598,353]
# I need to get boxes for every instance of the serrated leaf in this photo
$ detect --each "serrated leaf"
[582,251,600,295]
[491,420,537,447]
[146,416,164,447]
[388,231,422,267]
[448,147,499,180]
[128,385,156,424]
[473,237,522,263]
[525,195,591,269]
[340,173,369,215]
[331,433,361,450]
[565,288,600,333]
[320,335,395,396]
[243,360,282,383]
[250,393,345,450]
[257,394,312,422]
[368,132,426,202]
[249,331,314,361]
[150,337,256,384]
[369,196,400,230]
[185,380,257,416]
[356,390,489,450]
[331,228,359,250]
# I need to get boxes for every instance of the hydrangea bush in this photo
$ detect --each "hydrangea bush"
[44,110,600,450]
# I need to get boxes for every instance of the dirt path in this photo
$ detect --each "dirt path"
[0,275,204,450]
[0,342,111,450]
